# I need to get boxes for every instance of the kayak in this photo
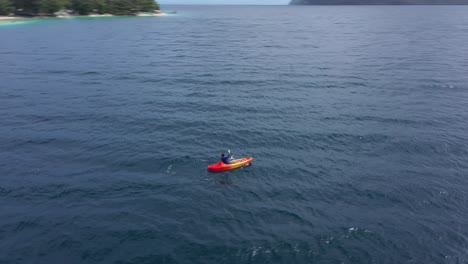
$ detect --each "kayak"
[207,157,253,172]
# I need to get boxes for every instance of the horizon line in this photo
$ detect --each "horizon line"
[160,3,288,5]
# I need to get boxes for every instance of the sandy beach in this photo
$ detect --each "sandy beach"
[136,12,168,16]
[0,16,26,20]
[87,14,114,17]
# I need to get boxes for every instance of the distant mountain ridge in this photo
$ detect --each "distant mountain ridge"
[290,0,468,4]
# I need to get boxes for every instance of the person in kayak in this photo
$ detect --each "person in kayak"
[221,153,232,164]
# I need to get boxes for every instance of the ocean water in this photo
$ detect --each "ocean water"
[1,5,468,264]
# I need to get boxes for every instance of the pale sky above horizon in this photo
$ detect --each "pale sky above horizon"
[160,0,289,5]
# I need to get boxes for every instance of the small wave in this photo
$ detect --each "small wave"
[46,70,69,74]
[76,71,100,76]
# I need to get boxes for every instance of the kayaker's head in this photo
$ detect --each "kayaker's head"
[221,153,225,157]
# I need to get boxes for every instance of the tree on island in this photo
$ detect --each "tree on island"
[40,0,68,14]
[139,0,159,11]
[12,0,40,14]
[71,0,160,15]
[0,0,14,15]
[5,0,160,16]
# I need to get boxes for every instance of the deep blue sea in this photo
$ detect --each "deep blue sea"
[1,5,468,264]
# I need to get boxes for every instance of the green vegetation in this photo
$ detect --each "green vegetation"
[40,0,68,14]
[4,0,159,16]
[70,0,160,15]
[0,0,14,15]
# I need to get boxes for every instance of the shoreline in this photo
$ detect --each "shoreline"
[0,16,27,20]
[0,12,169,21]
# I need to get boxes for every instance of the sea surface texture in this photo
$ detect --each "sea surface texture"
[1,5,468,264]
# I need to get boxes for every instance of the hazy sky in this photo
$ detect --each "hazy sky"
[161,0,289,4]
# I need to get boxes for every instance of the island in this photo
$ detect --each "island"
[290,0,468,4]
[0,0,163,17]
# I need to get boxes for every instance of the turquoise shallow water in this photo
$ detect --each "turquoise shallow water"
[0,18,43,26]
[1,5,468,264]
